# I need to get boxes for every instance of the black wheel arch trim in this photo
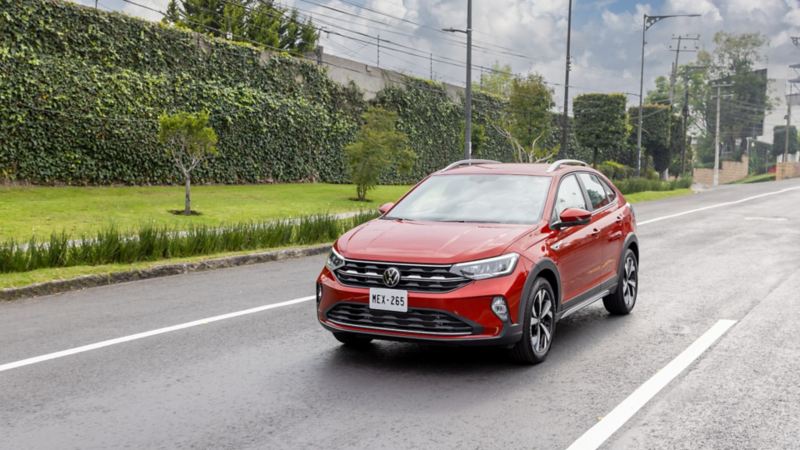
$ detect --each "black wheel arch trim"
[613,233,639,293]
[517,258,562,325]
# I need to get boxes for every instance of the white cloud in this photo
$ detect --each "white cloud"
[68,0,800,113]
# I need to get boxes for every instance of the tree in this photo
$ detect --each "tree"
[475,62,513,98]
[697,32,770,159]
[645,32,771,166]
[163,0,182,25]
[628,105,672,177]
[158,111,218,215]
[345,107,415,201]
[162,0,318,55]
[573,94,628,167]
[493,73,555,162]
[773,125,798,158]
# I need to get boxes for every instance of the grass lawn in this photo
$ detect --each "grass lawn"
[0,185,694,290]
[0,184,411,241]
[625,188,693,203]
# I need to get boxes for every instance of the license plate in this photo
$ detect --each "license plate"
[369,288,408,313]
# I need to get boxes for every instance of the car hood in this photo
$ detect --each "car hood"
[336,218,533,264]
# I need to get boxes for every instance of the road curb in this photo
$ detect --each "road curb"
[0,244,331,301]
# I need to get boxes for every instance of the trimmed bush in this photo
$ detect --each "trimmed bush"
[614,177,692,195]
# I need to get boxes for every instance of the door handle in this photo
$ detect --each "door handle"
[615,215,623,223]
[591,227,600,236]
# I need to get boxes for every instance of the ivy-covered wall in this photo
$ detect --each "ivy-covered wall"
[0,0,514,185]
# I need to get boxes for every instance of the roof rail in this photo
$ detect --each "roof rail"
[546,159,588,172]
[440,159,501,172]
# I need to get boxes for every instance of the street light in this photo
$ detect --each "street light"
[443,0,473,160]
[636,13,700,177]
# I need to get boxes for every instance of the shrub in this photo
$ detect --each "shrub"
[597,161,634,180]
[614,177,691,195]
[345,107,415,201]
[0,211,379,273]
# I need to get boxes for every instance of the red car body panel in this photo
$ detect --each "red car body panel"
[316,163,637,345]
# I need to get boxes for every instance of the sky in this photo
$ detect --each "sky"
[74,0,800,114]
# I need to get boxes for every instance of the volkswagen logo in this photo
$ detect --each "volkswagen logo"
[382,267,401,288]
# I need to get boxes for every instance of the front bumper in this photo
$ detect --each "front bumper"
[316,261,531,346]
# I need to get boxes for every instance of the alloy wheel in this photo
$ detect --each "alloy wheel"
[622,255,637,307]
[530,288,554,353]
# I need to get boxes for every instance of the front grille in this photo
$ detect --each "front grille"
[334,260,469,292]
[327,303,475,335]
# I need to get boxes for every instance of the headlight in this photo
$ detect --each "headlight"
[326,247,346,270]
[449,253,519,280]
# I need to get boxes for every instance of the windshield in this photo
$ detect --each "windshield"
[385,174,550,224]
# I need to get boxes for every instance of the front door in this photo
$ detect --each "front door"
[547,174,595,303]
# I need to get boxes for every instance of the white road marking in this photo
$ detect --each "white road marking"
[0,295,315,373]
[638,186,800,226]
[565,319,737,450]
[744,216,789,222]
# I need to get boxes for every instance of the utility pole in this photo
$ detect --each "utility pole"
[667,35,699,106]
[712,83,733,186]
[785,86,793,163]
[429,53,433,80]
[636,13,700,177]
[560,0,573,159]
[666,34,698,179]
[443,0,473,160]
[376,34,380,68]
[786,37,800,164]
[680,70,690,175]
[465,0,472,160]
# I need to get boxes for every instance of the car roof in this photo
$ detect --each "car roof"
[436,162,594,177]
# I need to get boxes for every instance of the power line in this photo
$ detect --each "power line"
[285,0,531,61]
[306,0,527,56]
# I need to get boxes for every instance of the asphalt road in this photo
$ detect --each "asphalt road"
[2,179,800,450]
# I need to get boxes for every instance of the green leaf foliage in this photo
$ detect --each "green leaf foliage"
[573,93,628,166]
[0,0,515,186]
[158,110,219,163]
[507,73,554,153]
[772,126,798,157]
[628,105,672,174]
[345,107,415,201]
[163,0,318,55]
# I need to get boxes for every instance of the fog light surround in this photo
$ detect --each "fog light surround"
[316,283,323,306]
[491,296,509,322]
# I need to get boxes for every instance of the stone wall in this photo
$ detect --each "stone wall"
[776,162,800,181]
[319,52,463,102]
[693,156,749,186]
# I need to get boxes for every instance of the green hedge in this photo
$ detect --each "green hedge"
[0,0,515,186]
[615,177,692,195]
[0,0,367,184]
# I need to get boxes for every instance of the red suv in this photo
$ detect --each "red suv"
[316,159,638,364]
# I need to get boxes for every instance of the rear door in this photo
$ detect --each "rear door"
[576,172,622,287]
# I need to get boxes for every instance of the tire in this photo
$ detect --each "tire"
[603,248,638,315]
[333,332,373,347]
[511,277,557,365]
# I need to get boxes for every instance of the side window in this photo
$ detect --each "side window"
[578,173,610,210]
[552,175,587,220]
[601,179,617,203]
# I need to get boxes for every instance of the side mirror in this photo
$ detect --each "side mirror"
[555,208,592,229]
[378,202,395,215]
